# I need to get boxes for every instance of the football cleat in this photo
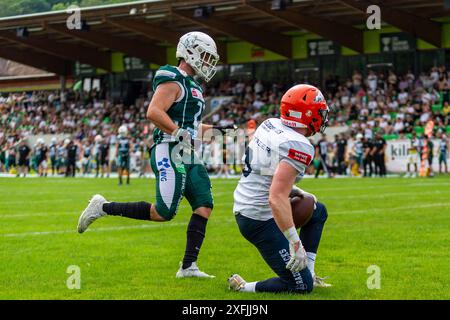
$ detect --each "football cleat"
[228,274,246,291]
[77,194,107,233]
[313,275,332,288]
[176,262,215,278]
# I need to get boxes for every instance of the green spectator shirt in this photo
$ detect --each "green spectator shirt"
[151,65,205,145]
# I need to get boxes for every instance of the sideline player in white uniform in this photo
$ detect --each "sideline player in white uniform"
[405,132,420,178]
[229,84,331,294]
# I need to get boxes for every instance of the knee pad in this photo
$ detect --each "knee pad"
[306,202,328,226]
[314,202,328,223]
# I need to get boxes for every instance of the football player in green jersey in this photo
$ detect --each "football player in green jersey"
[116,125,132,186]
[78,31,230,278]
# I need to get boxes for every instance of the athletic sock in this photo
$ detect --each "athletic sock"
[182,214,208,269]
[119,175,122,185]
[102,202,151,220]
[241,282,257,293]
[306,252,316,278]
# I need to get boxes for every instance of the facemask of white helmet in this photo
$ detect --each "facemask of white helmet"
[177,32,219,82]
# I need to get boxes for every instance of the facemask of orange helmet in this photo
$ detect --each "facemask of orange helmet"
[280,84,329,136]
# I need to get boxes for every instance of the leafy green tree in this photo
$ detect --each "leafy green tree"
[0,0,133,18]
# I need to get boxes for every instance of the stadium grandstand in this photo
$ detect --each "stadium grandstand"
[0,0,449,178]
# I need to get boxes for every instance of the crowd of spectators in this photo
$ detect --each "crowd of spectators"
[0,65,449,176]
[206,66,450,139]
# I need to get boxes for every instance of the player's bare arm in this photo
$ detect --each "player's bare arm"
[146,82,181,135]
[269,161,298,232]
[269,160,308,273]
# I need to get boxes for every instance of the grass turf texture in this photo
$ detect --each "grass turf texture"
[0,176,449,300]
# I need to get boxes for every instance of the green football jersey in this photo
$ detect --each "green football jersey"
[151,65,205,145]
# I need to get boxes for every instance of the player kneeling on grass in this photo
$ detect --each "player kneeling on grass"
[77,31,233,278]
[229,84,331,294]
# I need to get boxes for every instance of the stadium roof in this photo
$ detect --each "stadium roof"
[0,0,448,76]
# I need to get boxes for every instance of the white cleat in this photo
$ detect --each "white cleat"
[77,194,107,233]
[313,275,332,288]
[228,274,246,291]
[176,262,215,278]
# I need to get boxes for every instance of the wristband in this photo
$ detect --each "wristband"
[283,226,300,243]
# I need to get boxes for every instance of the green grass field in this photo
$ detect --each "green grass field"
[0,176,449,300]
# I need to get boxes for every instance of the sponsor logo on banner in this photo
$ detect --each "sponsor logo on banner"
[288,149,312,165]
[386,139,449,172]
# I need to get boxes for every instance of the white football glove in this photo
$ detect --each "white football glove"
[287,240,307,273]
[283,226,307,273]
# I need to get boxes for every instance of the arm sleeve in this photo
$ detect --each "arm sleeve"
[279,140,315,173]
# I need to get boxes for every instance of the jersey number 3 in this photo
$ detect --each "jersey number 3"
[242,147,253,177]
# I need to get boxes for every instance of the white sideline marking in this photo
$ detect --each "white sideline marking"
[1,203,447,238]
[0,212,77,219]
[331,202,449,215]
[324,190,449,200]
[1,221,189,238]
[2,218,234,238]
[307,182,450,192]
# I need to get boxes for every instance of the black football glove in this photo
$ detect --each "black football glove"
[212,124,237,134]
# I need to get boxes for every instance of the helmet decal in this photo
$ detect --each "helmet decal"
[314,91,325,103]
[289,110,302,119]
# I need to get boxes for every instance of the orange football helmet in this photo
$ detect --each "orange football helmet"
[280,84,329,135]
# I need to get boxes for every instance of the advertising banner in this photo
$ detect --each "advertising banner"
[386,139,449,173]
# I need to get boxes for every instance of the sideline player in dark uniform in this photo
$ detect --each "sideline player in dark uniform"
[116,126,131,185]
[373,133,387,177]
[336,133,347,175]
[423,135,434,177]
[438,133,448,174]
[6,142,17,173]
[17,139,31,177]
[66,139,78,177]
[372,133,387,177]
[363,136,374,177]
[315,134,329,178]
[95,135,109,178]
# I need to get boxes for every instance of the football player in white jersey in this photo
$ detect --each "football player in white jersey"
[229,84,331,294]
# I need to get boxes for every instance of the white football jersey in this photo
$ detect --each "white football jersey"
[233,118,315,221]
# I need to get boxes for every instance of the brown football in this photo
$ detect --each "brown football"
[290,194,315,228]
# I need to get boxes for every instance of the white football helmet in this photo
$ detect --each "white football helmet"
[37,138,44,145]
[118,125,128,136]
[176,31,219,82]
[95,135,102,143]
